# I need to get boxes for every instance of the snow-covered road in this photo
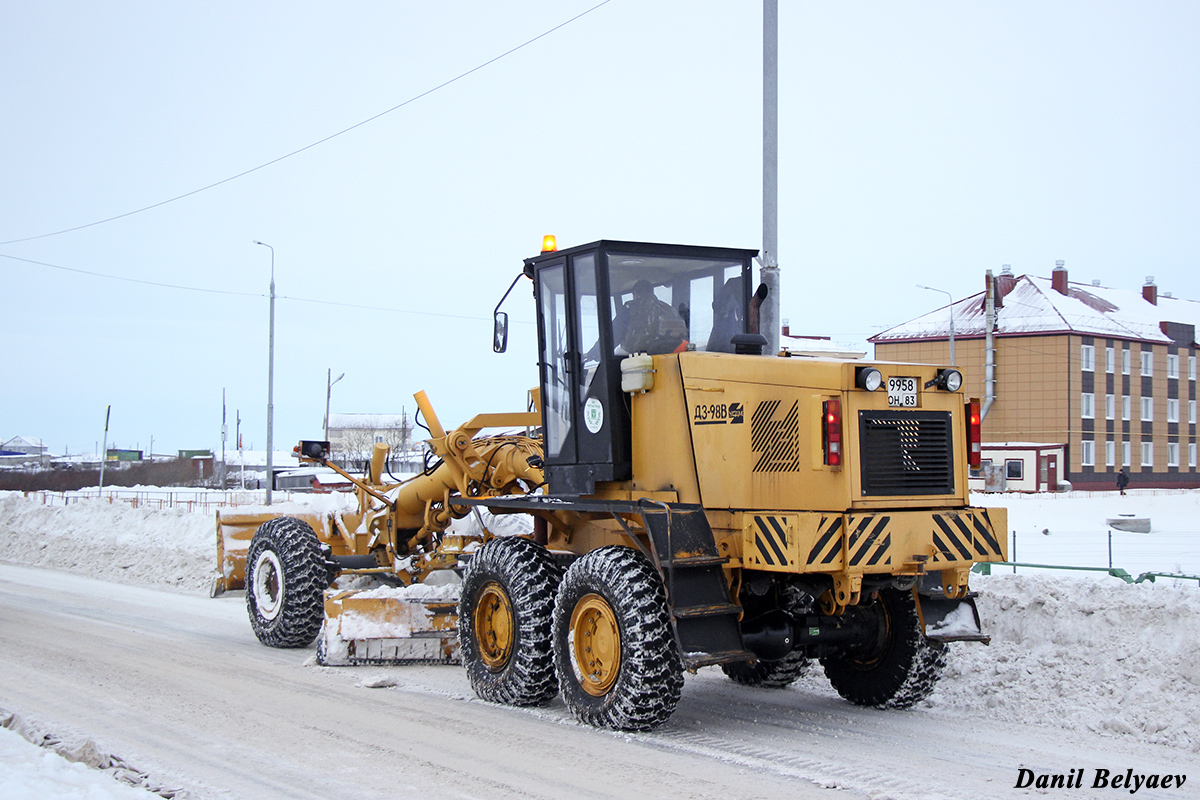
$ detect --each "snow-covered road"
[0,562,1192,800]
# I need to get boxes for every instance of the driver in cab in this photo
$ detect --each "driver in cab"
[614,280,689,356]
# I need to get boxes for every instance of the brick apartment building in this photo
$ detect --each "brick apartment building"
[871,263,1198,491]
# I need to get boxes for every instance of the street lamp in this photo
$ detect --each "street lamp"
[917,284,955,365]
[325,369,344,442]
[254,240,275,505]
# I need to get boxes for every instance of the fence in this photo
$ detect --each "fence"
[975,527,1200,585]
[22,489,305,514]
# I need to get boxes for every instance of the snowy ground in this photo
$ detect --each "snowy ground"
[0,488,1197,798]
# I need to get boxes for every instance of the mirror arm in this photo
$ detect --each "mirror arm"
[494,272,527,318]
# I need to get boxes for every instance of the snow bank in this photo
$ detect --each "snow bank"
[1,710,181,799]
[931,572,1200,753]
[0,489,528,593]
[0,492,214,592]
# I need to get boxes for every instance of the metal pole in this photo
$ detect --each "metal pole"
[220,388,227,489]
[325,370,344,442]
[98,405,111,495]
[760,0,780,355]
[241,410,248,491]
[917,284,955,364]
[255,241,275,505]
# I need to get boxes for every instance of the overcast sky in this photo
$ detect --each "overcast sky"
[4,1,1199,457]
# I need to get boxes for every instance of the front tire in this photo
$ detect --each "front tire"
[458,537,561,706]
[245,517,328,648]
[553,546,684,731]
[820,588,946,708]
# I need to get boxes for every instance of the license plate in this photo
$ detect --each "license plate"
[888,376,918,407]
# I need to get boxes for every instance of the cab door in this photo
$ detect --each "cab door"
[535,250,628,494]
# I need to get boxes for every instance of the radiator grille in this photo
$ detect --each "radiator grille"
[858,410,954,495]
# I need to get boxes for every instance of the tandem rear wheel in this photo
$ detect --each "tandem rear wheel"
[458,537,562,706]
[820,588,947,708]
[552,546,684,732]
[459,541,685,732]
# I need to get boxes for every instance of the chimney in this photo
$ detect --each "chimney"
[782,317,790,337]
[996,264,1016,308]
[1051,260,1068,295]
[1143,276,1157,305]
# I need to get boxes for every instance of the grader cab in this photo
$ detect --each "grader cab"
[216,238,1007,732]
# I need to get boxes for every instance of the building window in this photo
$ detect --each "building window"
[1123,440,1132,467]
[1081,393,1095,419]
[1168,398,1179,423]
[1191,356,1197,381]
[1142,441,1154,467]
[1141,350,1153,377]
[1005,459,1024,480]
[1191,400,1197,425]
[1081,344,1095,372]
[1191,443,1197,468]
[970,458,992,479]
[1105,394,1115,420]
[1167,354,1179,379]
[1081,440,1095,467]
[1105,440,1116,466]
[1141,397,1154,421]
[1122,395,1131,421]
[1168,442,1180,467]
[1106,347,1115,373]
[1123,348,1131,375]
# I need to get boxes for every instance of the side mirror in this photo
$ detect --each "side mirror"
[493,311,509,353]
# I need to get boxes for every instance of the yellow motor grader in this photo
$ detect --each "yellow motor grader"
[215,238,1007,732]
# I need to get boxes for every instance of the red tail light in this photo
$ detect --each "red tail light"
[966,398,982,469]
[823,398,842,467]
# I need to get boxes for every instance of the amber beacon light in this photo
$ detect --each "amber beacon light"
[541,234,558,253]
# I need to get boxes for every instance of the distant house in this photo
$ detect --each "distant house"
[871,264,1198,491]
[327,412,421,472]
[0,436,49,467]
[2,436,48,456]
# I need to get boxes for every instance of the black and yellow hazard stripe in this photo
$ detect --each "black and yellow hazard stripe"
[751,515,790,566]
[847,515,893,568]
[807,515,844,566]
[931,510,1004,564]
[744,507,1004,573]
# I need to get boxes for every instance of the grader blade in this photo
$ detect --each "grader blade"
[317,584,461,666]
[213,510,330,596]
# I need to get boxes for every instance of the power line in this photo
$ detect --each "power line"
[282,294,534,325]
[0,1,613,247]
[0,250,535,324]
[0,252,261,298]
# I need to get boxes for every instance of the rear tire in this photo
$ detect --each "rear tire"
[458,537,561,706]
[723,581,812,688]
[245,517,328,648]
[722,649,810,688]
[553,546,684,731]
[820,588,946,708]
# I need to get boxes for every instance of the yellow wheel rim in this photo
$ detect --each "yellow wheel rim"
[474,582,514,669]
[571,593,621,696]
